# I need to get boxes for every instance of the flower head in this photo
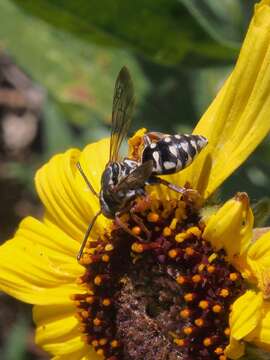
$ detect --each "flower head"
[0,1,270,359]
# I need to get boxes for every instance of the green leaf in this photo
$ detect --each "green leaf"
[252,198,270,228]
[178,0,243,48]
[10,0,239,65]
[243,345,270,360]
[3,316,29,360]
[0,0,149,127]
[43,98,75,157]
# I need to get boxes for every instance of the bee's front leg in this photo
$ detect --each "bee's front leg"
[115,211,145,243]
[130,208,151,241]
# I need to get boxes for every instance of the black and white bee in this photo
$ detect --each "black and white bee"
[141,132,207,175]
[76,67,207,260]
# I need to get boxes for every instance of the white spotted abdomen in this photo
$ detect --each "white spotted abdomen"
[141,134,208,175]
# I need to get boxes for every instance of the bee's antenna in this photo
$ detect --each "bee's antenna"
[76,161,99,198]
[77,210,102,261]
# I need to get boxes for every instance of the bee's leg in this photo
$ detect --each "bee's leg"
[76,161,99,198]
[115,213,145,242]
[148,176,200,200]
[77,210,102,261]
[147,176,186,194]
[130,207,151,241]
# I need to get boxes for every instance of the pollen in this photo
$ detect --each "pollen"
[96,348,104,356]
[174,338,185,346]
[212,304,222,313]
[184,293,195,302]
[147,212,159,222]
[91,339,99,347]
[72,194,246,360]
[175,232,188,243]
[185,247,194,256]
[163,227,172,237]
[207,265,216,273]
[180,308,190,319]
[215,347,224,355]
[93,317,102,326]
[192,274,202,283]
[229,272,238,281]
[86,296,95,304]
[102,298,111,306]
[220,288,230,298]
[99,338,108,345]
[199,300,209,309]
[168,248,179,258]
[169,218,178,230]
[131,242,144,253]
[183,326,193,335]
[219,356,227,360]
[94,275,102,286]
[195,318,204,327]
[203,337,213,347]
[176,275,186,285]
[102,254,110,262]
[132,226,141,235]
[208,253,218,263]
[186,226,201,238]
[198,263,205,272]
[111,339,120,348]
[105,244,114,251]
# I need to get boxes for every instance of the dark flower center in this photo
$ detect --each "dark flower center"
[72,194,246,360]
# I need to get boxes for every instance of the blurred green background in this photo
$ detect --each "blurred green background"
[0,0,269,359]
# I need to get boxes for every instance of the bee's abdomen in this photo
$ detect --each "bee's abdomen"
[141,134,208,175]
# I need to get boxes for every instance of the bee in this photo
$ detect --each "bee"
[76,67,207,260]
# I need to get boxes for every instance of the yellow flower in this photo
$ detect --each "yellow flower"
[0,1,270,360]
[203,193,270,358]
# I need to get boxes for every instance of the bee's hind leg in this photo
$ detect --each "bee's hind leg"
[147,176,185,194]
[148,176,201,202]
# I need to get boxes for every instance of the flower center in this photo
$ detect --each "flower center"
[72,194,246,360]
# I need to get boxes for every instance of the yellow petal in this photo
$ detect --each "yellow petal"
[248,300,270,351]
[226,290,263,358]
[52,351,101,360]
[203,193,253,261]
[34,303,81,352]
[33,304,100,359]
[230,290,263,340]
[0,217,85,304]
[173,0,270,199]
[78,137,110,201]
[247,230,270,298]
[225,337,245,359]
[35,139,110,244]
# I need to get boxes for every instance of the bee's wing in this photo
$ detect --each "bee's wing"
[110,66,135,162]
[115,160,153,191]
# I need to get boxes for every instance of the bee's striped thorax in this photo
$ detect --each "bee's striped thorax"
[141,134,208,175]
[100,159,139,218]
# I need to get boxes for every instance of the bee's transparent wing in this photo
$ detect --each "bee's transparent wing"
[115,160,153,191]
[109,66,135,162]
